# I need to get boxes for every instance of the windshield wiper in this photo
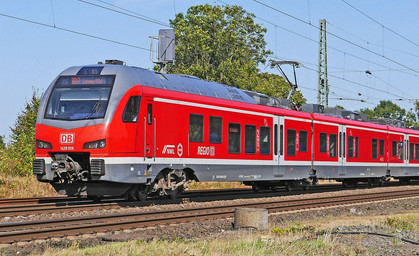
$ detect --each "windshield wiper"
[85,96,102,119]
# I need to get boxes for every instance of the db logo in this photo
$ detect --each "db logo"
[60,133,75,144]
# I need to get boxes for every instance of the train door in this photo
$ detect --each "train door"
[338,125,347,176]
[404,134,409,174]
[144,97,155,160]
[273,116,285,177]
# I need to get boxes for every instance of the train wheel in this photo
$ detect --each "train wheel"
[166,169,187,199]
[368,179,374,188]
[136,185,148,202]
[252,185,260,193]
[285,182,293,192]
[271,186,278,192]
[167,187,183,199]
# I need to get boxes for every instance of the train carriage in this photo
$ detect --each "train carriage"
[33,61,419,200]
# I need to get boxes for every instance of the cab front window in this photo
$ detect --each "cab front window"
[44,75,114,121]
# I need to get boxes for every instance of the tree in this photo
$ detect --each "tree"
[168,4,305,106]
[359,100,419,128]
[0,135,5,149]
[0,89,41,176]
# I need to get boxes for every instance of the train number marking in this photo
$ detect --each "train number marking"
[197,146,215,156]
[60,133,75,144]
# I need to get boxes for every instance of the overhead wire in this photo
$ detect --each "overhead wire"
[77,0,171,27]
[250,0,419,74]
[0,12,151,52]
[341,0,419,49]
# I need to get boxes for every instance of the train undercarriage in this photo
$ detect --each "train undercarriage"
[36,153,418,201]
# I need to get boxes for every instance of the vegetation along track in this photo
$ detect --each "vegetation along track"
[0,188,418,244]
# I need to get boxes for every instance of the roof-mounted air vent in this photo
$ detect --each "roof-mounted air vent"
[104,60,126,65]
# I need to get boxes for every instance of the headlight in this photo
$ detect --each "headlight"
[36,140,52,149]
[83,139,106,149]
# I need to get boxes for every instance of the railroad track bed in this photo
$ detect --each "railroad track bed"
[0,185,418,243]
[1,185,418,225]
[0,186,417,256]
[0,182,415,221]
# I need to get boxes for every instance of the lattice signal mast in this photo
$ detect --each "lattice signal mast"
[317,19,329,107]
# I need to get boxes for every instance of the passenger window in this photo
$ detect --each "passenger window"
[209,116,222,143]
[329,134,337,157]
[299,130,307,152]
[245,125,256,154]
[372,138,378,159]
[228,123,241,153]
[416,143,419,160]
[379,139,385,156]
[355,137,359,158]
[122,96,141,123]
[410,142,414,160]
[392,140,397,157]
[260,126,271,155]
[286,129,296,156]
[319,133,327,153]
[347,136,354,158]
[189,114,204,142]
[398,141,403,160]
[147,104,153,125]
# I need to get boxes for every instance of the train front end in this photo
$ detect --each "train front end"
[33,62,146,197]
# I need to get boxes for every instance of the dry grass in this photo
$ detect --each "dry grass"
[37,212,419,256]
[0,173,57,198]
[282,211,419,232]
[37,233,354,256]
[188,181,250,190]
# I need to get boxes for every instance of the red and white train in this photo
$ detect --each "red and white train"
[33,61,419,200]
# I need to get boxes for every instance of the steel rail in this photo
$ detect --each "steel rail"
[0,188,418,243]
[0,184,349,217]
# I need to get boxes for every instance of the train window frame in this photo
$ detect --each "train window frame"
[372,138,378,159]
[244,125,257,154]
[280,125,284,156]
[44,75,115,121]
[209,116,222,144]
[228,123,241,154]
[319,133,327,153]
[299,130,308,153]
[379,139,385,156]
[260,126,271,155]
[147,104,153,125]
[347,135,354,158]
[329,133,337,158]
[410,142,414,160]
[398,141,403,160]
[416,143,419,160]
[286,129,296,156]
[274,125,278,155]
[355,137,359,158]
[392,140,397,157]
[122,96,141,123]
[189,114,204,142]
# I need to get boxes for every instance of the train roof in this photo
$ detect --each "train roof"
[45,62,418,135]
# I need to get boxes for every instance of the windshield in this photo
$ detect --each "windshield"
[44,75,115,121]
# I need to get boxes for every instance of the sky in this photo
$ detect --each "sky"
[1,0,419,142]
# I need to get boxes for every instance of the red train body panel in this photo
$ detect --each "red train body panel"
[33,62,419,199]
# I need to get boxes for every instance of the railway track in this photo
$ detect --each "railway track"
[0,187,418,244]
[0,182,416,218]
[0,183,384,217]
